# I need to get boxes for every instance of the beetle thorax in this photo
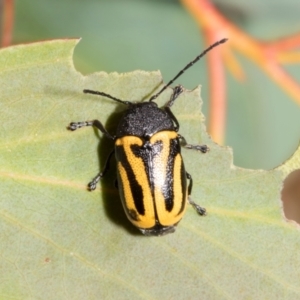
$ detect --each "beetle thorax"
[116,102,175,138]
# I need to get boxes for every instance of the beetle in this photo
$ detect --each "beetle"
[68,38,227,236]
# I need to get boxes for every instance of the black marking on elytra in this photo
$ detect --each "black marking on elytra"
[115,145,145,215]
[131,140,163,191]
[161,138,177,212]
[128,209,140,221]
[178,161,187,215]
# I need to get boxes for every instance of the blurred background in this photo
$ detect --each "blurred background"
[4,0,300,170]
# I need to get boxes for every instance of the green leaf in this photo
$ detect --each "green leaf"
[0,40,299,299]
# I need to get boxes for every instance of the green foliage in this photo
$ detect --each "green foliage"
[0,40,299,300]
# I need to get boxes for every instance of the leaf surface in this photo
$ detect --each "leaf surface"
[0,40,299,300]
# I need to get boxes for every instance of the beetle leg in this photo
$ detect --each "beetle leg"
[166,85,184,108]
[179,135,209,153]
[186,172,206,215]
[188,197,207,216]
[68,120,115,140]
[185,144,209,153]
[88,150,115,191]
[164,85,184,131]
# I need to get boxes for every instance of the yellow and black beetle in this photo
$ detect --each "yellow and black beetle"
[69,38,227,236]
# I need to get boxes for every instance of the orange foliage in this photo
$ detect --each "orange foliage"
[181,0,300,144]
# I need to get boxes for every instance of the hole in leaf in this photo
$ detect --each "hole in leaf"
[282,169,300,224]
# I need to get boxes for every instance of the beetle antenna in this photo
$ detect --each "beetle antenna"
[149,38,228,102]
[83,89,132,105]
